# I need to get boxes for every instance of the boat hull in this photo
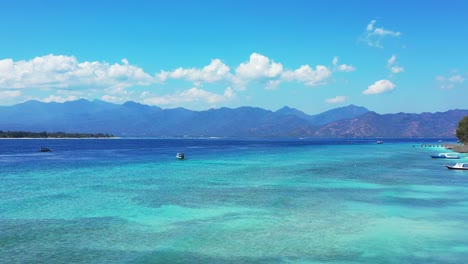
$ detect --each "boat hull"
[446,163,468,170]
[446,165,468,170]
[431,154,460,159]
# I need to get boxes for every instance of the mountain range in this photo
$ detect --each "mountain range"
[0,99,466,138]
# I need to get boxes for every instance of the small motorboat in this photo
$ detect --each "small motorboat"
[40,147,51,152]
[376,140,384,144]
[176,152,185,160]
[430,153,460,159]
[446,163,468,170]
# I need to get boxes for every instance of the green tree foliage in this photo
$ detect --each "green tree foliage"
[456,116,468,144]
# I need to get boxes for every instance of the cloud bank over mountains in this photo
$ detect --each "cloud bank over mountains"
[0,52,355,106]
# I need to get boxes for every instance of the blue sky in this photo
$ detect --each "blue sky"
[0,0,467,114]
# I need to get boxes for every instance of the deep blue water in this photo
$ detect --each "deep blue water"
[1,138,467,263]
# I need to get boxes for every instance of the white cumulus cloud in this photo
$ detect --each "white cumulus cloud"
[448,75,465,83]
[436,74,465,89]
[391,67,404,73]
[363,20,401,48]
[141,87,235,106]
[367,20,377,31]
[0,54,154,90]
[332,57,355,72]
[235,53,283,79]
[156,53,284,90]
[41,95,80,103]
[387,55,404,74]
[265,80,281,90]
[281,65,332,87]
[326,96,347,103]
[157,59,231,84]
[0,90,21,98]
[363,79,396,95]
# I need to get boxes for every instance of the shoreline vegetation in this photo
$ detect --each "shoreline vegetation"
[0,131,113,138]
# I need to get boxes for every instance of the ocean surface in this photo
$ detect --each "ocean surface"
[1,138,468,263]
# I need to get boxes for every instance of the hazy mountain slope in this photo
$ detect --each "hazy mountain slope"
[0,100,465,137]
[314,110,468,137]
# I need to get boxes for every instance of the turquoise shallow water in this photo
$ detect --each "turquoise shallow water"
[1,138,468,263]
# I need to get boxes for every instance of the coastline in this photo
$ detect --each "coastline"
[445,144,468,153]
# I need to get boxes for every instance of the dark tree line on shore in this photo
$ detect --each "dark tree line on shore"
[456,116,468,144]
[0,131,113,138]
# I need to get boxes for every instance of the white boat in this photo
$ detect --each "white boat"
[446,163,468,170]
[430,153,460,159]
[176,152,185,160]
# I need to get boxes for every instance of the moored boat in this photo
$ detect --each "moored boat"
[430,153,460,159]
[40,147,51,152]
[176,152,185,160]
[446,163,468,170]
